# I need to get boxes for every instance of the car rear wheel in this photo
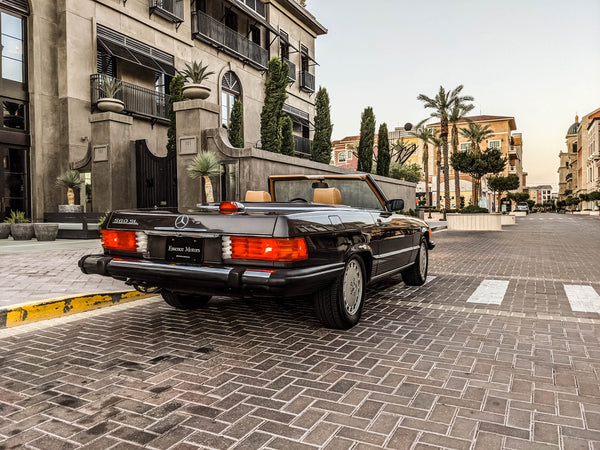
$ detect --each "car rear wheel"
[314,256,365,329]
[401,237,428,286]
[161,290,212,310]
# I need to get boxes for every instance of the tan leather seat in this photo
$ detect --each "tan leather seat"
[244,190,272,202]
[313,187,342,205]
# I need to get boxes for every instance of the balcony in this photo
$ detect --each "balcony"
[508,165,517,174]
[90,74,170,123]
[300,70,315,93]
[149,0,184,24]
[294,136,312,158]
[508,145,519,159]
[282,58,296,82]
[192,10,268,70]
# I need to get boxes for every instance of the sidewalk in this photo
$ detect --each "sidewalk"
[0,238,130,309]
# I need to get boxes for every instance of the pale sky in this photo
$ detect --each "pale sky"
[308,0,600,188]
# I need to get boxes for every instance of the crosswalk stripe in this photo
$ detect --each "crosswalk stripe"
[564,285,600,313]
[466,280,509,305]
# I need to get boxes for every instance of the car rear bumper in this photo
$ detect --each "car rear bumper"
[79,254,344,297]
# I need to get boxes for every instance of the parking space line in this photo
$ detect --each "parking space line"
[564,285,600,313]
[466,279,509,305]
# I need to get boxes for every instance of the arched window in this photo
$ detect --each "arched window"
[221,71,240,128]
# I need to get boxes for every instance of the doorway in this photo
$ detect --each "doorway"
[0,145,29,220]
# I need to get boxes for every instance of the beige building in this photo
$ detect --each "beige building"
[558,109,600,204]
[428,115,527,208]
[1,0,326,220]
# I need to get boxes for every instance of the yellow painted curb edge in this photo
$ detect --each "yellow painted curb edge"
[0,291,154,328]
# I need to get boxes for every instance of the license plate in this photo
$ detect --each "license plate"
[165,237,203,262]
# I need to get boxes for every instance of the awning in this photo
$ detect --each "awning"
[0,0,29,15]
[97,25,176,76]
[222,0,279,35]
[283,104,310,127]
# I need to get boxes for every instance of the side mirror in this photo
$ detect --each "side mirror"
[387,199,404,211]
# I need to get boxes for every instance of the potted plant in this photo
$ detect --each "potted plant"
[187,151,221,205]
[180,61,214,100]
[97,75,124,113]
[33,223,59,241]
[5,210,34,240]
[56,169,83,213]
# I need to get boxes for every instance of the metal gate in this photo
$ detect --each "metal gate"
[135,140,177,209]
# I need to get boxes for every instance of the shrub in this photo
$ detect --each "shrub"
[460,205,489,214]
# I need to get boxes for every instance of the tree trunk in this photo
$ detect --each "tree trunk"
[436,161,441,209]
[67,188,75,206]
[451,125,460,210]
[423,144,429,208]
[441,118,451,210]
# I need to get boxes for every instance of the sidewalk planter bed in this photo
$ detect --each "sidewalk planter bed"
[10,223,34,240]
[501,214,516,225]
[0,223,10,239]
[34,223,59,241]
[446,213,502,231]
[510,211,527,217]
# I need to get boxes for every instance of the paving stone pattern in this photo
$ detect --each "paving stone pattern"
[0,213,600,448]
[0,240,129,307]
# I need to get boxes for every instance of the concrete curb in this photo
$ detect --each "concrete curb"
[0,290,154,329]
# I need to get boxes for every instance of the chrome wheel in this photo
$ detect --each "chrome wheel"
[343,258,364,315]
[418,241,428,279]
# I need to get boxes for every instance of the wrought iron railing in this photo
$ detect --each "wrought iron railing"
[294,136,312,158]
[90,74,170,122]
[282,57,296,82]
[300,70,315,92]
[192,10,268,69]
[149,0,184,22]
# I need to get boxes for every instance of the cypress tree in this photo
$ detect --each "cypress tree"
[260,58,289,153]
[228,99,244,148]
[167,74,186,156]
[376,123,390,177]
[357,107,375,173]
[280,115,295,156]
[311,86,332,164]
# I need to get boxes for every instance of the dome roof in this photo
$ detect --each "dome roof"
[567,115,579,135]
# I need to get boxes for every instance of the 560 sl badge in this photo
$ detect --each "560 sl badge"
[112,218,139,225]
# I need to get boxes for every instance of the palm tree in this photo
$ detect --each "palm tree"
[409,124,434,207]
[459,122,494,201]
[448,103,474,210]
[417,85,474,210]
[187,151,221,205]
[430,134,443,209]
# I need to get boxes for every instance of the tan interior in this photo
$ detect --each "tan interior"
[244,191,272,202]
[313,187,342,205]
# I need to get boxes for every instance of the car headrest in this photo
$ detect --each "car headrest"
[244,191,272,202]
[313,187,341,205]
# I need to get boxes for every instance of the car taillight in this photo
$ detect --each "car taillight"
[101,230,148,253]
[219,201,245,214]
[222,236,308,261]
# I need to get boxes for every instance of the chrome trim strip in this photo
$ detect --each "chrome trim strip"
[373,245,419,260]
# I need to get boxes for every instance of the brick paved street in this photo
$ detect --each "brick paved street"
[1,213,599,449]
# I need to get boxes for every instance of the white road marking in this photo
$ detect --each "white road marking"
[466,280,509,305]
[564,285,600,313]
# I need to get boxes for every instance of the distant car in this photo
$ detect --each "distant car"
[79,174,435,329]
[516,202,529,214]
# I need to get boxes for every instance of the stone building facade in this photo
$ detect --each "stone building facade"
[0,0,326,220]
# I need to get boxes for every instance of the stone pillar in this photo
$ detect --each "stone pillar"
[174,99,220,211]
[89,112,134,212]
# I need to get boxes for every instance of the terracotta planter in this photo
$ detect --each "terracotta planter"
[97,98,125,113]
[0,222,10,239]
[10,223,34,240]
[182,83,210,100]
[34,223,59,241]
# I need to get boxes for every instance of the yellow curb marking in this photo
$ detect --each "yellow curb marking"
[3,291,153,328]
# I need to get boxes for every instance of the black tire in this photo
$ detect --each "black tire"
[314,256,366,329]
[402,237,428,286]
[161,290,212,310]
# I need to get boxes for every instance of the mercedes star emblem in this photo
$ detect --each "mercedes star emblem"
[174,215,189,229]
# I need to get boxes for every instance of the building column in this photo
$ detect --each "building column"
[89,112,134,212]
[174,99,219,211]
